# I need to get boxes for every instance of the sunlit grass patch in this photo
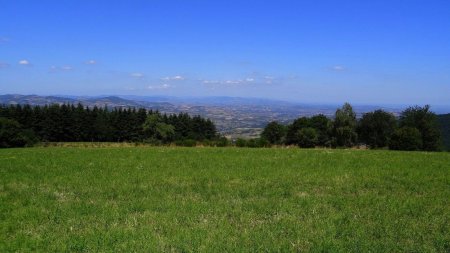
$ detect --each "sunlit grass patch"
[0,147,449,252]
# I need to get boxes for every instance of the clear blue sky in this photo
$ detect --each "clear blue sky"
[1,0,449,105]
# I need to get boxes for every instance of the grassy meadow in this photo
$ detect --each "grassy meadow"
[0,147,449,252]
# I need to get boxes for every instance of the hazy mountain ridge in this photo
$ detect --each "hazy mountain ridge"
[0,94,175,111]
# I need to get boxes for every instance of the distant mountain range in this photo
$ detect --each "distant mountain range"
[1,94,445,138]
[0,94,175,111]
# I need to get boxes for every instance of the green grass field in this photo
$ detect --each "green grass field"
[1,147,449,252]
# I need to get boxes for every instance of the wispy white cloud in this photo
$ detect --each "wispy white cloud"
[161,75,185,81]
[49,65,73,72]
[131,72,145,78]
[0,62,9,68]
[85,60,97,65]
[61,65,73,71]
[0,37,9,43]
[224,80,241,85]
[18,59,31,65]
[263,76,276,84]
[124,86,137,91]
[202,77,262,87]
[200,73,286,89]
[147,83,171,90]
[202,80,221,85]
[331,65,346,71]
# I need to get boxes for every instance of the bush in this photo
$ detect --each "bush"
[297,127,318,148]
[143,138,163,146]
[261,121,286,144]
[389,127,423,151]
[256,138,271,148]
[357,110,397,148]
[399,105,441,151]
[235,138,247,147]
[244,138,271,148]
[0,118,37,148]
[214,137,229,147]
[175,139,197,147]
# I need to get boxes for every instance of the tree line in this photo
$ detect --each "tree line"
[438,113,450,150]
[260,103,443,151]
[0,104,217,148]
[0,102,443,151]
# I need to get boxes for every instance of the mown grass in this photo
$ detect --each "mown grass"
[0,147,449,252]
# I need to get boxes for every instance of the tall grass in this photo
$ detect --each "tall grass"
[1,147,449,252]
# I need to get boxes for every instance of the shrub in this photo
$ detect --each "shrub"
[389,127,423,151]
[175,139,197,147]
[261,121,286,144]
[235,138,247,147]
[214,137,229,147]
[0,118,37,148]
[399,105,441,151]
[357,110,397,148]
[297,127,318,148]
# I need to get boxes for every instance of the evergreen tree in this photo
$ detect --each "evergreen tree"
[0,103,214,146]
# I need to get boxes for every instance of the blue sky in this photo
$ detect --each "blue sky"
[1,0,449,105]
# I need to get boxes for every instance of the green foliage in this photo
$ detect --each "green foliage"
[166,113,217,141]
[358,110,397,148]
[279,115,331,147]
[296,127,318,148]
[234,138,270,148]
[261,121,286,144]
[262,103,444,151]
[247,138,270,148]
[175,139,197,147]
[0,104,217,146]
[246,139,260,148]
[389,127,423,151]
[214,136,229,147]
[286,117,311,145]
[309,114,332,146]
[1,147,449,251]
[235,138,247,147]
[437,113,450,150]
[143,114,175,143]
[0,117,36,148]
[332,103,358,147]
[399,105,441,151]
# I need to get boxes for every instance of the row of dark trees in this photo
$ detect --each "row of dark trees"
[0,104,217,147]
[0,102,443,151]
[438,114,450,150]
[261,103,442,151]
